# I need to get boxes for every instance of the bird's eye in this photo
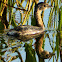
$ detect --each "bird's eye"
[46,54,49,57]
[44,5,46,7]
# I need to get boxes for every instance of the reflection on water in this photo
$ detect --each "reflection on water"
[0,0,62,62]
[35,33,55,59]
[0,30,60,62]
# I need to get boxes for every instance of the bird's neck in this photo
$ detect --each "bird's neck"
[35,34,44,54]
[34,9,44,29]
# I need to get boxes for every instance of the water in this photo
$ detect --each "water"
[0,0,62,62]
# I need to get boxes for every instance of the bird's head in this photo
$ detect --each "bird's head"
[35,2,53,11]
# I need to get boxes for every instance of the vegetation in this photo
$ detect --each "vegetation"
[0,0,62,62]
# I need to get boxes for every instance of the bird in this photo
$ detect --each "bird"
[7,2,52,41]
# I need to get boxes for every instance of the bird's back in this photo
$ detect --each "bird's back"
[7,25,44,41]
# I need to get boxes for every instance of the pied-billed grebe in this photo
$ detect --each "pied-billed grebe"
[7,2,52,41]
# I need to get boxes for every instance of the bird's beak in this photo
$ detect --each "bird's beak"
[48,5,53,8]
[45,5,53,10]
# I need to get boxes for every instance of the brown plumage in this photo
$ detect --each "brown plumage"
[7,2,52,41]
